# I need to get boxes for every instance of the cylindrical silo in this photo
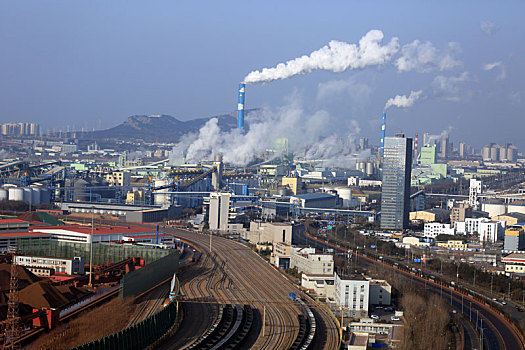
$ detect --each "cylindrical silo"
[40,188,51,203]
[482,145,491,161]
[0,189,7,201]
[30,187,41,205]
[22,187,32,203]
[366,162,374,176]
[154,179,168,205]
[9,187,24,201]
[499,147,507,162]
[490,145,499,161]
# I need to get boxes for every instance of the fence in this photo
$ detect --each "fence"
[120,250,179,297]
[16,239,170,265]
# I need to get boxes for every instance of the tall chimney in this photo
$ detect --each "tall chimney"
[380,112,386,156]
[237,83,246,134]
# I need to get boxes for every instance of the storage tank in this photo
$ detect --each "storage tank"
[154,179,169,205]
[9,187,24,201]
[30,187,41,205]
[490,145,499,161]
[40,188,51,203]
[0,189,7,201]
[507,147,516,162]
[336,187,352,207]
[499,147,507,161]
[22,187,32,203]
[366,162,374,176]
[482,144,491,161]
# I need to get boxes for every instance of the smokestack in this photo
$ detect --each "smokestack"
[237,83,246,134]
[380,112,386,156]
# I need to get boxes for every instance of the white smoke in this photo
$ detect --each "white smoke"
[243,30,399,84]
[178,95,362,167]
[395,40,461,72]
[483,61,506,80]
[384,90,423,110]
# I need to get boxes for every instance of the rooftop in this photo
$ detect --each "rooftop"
[291,193,336,200]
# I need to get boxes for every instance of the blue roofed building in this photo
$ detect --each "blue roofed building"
[290,193,338,209]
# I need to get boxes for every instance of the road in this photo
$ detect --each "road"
[297,229,524,350]
[165,229,340,350]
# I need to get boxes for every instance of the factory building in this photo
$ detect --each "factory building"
[290,193,338,209]
[381,135,412,230]
[409,208,450,223]
[450,202,472,226]
[282,176,303,195]
[15,255,85,276]
[290,247,334,275]
[501,253,525,275]
[29,224,158,245]
[246,222,294,245]
[271,242,292,269]
[504,228,525,252]
[0,231,51,253]
[301,274,335,299]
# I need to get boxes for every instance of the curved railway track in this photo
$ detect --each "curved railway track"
[168,228,340,350]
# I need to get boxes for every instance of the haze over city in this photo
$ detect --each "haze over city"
[2,2,525,349]
[1,1,524,150]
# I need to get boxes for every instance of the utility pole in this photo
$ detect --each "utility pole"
[88,206,94,288]
[490,274,494,294]
[210,230,212,253]
[262,305,266,337]
[4,247,21,350]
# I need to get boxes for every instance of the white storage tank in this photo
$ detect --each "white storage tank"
[9,187,24,201]
[22,187,32,203]
[154,179,169,205]
[30,187,41,205]
[0,189,7,201]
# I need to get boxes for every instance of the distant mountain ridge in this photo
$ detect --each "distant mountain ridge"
[92,110,255,142]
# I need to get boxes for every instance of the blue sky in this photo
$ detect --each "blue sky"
[1,1,524,150]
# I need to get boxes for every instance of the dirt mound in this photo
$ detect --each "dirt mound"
[0,264,40,292]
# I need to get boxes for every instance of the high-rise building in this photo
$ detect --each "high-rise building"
[359,137,369,150]
[459,142,466,158]
[440,136,449,158]
[420,145,437,165]
[381,135,413,230]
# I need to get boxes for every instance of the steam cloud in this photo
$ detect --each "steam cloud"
[384,90,423,110]
[243,30,399,84]
[173,96,365,168]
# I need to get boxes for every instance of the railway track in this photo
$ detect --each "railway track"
[299,229,525,350]
[166,229,340,350]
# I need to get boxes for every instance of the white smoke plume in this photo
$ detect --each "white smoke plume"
[243,30,399,84]
[178,95,362,167]
[395,40,461,72]
[384,90,423,110]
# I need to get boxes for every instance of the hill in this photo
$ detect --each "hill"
[92,110,255,142]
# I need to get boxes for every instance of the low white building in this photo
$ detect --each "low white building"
[369,280,392,306]
[15,255,85,275]
[334,273,370,317]
[247,222,293,245]
[423,223,455,238]
[455,218,506,243]
[301,273,335,299]
[291,247,334,275]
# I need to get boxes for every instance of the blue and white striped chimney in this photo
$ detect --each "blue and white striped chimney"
[237,83,246,134]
